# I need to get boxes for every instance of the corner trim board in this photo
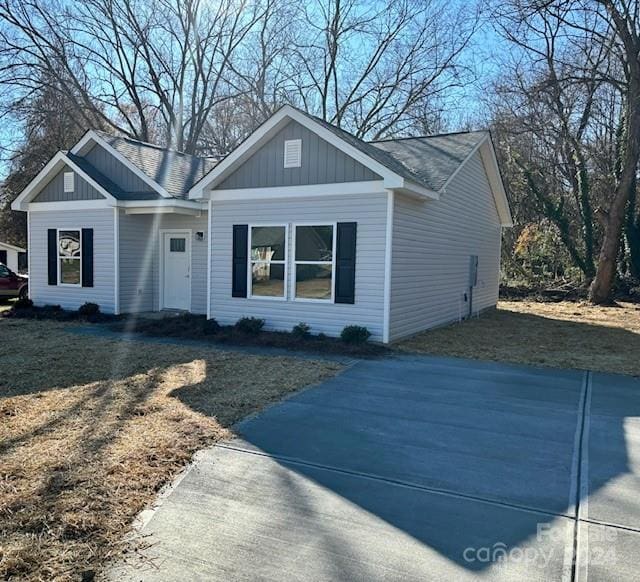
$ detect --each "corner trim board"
[114,207,120,314]
[382,190,394,344]
[206,200,212,319]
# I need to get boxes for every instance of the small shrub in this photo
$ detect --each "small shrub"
[202,318,221,335]
[340,325,371,344]
[42,304,62,313]
[291,322,311,339]
[234,316,265,334]
[13,297,33,310]
[78,302,100,317]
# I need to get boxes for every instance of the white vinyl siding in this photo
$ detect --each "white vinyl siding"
[28,209,116,312]
[210,193,387,340]
[117,211,208,314]
[388,151,502,341]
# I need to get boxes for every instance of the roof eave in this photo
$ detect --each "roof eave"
[395,180,440,200]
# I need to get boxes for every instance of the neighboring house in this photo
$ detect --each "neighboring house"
[0,241,27,273]
[11,105,512,343]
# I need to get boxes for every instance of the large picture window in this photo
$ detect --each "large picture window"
[249,225,287,298]
[58,229,81,285]
[294,225,334,301]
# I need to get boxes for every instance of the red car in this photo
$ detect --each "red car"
[0,263,28,300]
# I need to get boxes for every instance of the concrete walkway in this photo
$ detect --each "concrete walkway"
[108,355,640,581]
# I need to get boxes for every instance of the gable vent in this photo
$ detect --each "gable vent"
[63,172,74,193]
[283,139,302,168]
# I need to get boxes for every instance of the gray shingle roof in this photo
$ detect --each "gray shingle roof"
[370,131,488,192]
[67,154,165,201]
[300,109,488,193]
[95,131,217,198]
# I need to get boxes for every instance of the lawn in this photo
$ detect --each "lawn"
[0,318,341,581]
[399,300,640,376]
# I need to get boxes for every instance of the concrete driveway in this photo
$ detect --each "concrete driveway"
[110,355,640,581]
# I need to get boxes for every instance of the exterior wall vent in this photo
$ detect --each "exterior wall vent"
[63,172,74,193]
[283,139,302,168]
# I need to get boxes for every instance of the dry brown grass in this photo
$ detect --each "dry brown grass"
[398,300,640,376]
[0,318,341,581]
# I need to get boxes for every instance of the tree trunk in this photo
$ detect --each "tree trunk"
[589,2,640,304]
[589,94,640,302]
[626,183,640,278]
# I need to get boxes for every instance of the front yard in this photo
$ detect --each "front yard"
[399,300,640,376]
[2,297,638,580]
[0,318,341,581]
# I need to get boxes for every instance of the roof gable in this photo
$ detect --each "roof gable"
[94,132,216,198]
[218,120,381,189]
[32,162,106,203]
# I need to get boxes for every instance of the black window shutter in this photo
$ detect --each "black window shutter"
[232,225,248,297]
[335,222,357,304]
[81,228,94,287]
[0,250,6,265]
[47,229,57,285]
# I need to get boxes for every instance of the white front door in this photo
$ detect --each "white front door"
[161,231,191,310]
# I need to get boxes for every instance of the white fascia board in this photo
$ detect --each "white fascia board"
[120,199,205,216]
[12,152,68,211]
[12,152,117,211]
[27,200,113,212]
[438,133,489,195]
[71,130,173,199]
[189,105,406,199]
[211,180,387,202]
[0,241,26,252]
[118,199,205,209]
[123,207,202,216]
[478,139,513,227]
[401,180,439,200]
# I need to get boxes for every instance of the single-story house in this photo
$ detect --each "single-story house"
[11,105,512,343]
[0,240,27,273]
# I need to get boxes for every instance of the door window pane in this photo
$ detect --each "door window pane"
[170,238,186,252]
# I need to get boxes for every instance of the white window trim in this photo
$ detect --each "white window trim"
[57,228,82,287]
[291,222,336,303]
[247,224,288,301]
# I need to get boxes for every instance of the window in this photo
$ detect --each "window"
[294,225,334,301]
[58,230,81,285]
[283,139,302,168]
[249,226,287,299]
[63,172,74,193]
[170,238,186,252]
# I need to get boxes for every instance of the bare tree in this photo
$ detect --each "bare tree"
[287,0,480,139]
[492,0,640,301]
[0,0,263,153]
